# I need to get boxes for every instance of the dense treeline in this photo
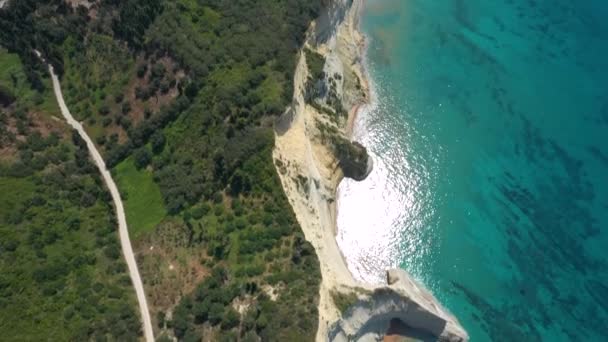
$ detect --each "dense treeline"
[0,131,141,340]
[150,68,322,340]
[0,0,162,87]
[0,0,88,82]
[163,144,322,340]
[105,0,164,48]
[0,100,140,340]
[140,1,324,340]
[0,0,171,168]
[145,0,321,211]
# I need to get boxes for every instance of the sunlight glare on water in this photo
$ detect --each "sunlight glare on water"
[336,84,436,285]
[337,0,608,340]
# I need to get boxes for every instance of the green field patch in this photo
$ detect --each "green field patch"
[114,157,166,238]
[0,49,59,116]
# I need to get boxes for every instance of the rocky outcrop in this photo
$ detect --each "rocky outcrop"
[314,0,352,45]
[303,0,373,183]
[336,140,372,181]
[328,269,469,342]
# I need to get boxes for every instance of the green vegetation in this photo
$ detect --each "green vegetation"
[0,125,140,340]
[0,44,140,340]
[0,48,61,155]
[331,290,360,315]
[61,34,134,123]
[114,156,166,238]
[316,118,369,180]
[304,48,347,121]
[0,0,88,83]
[305,48,326,82]
[326,73,347,118]
[109,0,163,49]
[0,49,58,116]
[141,1,324,339]
[304,48,326,103]
[2,0,326,340]
[165,137,321,340]
[146,0,321,211]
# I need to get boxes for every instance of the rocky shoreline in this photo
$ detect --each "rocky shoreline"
[273,0,469,341]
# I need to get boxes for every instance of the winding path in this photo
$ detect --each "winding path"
[47,64,155,342]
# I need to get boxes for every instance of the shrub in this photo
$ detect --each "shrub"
[133,148,152,170]
[137,63,147,78]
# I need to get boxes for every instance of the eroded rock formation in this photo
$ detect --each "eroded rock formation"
[329,269,469,342]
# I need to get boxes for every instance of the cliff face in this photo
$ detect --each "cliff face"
[313,0,368,112]
[273,1,469,341]
[272,0,373,337]
[309,0,372,183]
[329,270,469,342]
[336,140,373,181]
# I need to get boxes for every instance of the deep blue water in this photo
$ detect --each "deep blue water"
[336,0,608,340]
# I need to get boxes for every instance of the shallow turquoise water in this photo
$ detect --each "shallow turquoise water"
[336,0,608,340]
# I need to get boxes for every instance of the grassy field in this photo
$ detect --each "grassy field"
[114,156,166,238]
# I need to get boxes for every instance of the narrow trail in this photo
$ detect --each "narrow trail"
[47,64,155,342]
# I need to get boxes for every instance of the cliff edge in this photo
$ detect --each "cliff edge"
[273,0,468,341]
[329,269,468,342]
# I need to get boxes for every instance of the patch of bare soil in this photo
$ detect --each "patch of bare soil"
[65,0,93,9]
[135,219,210,330]
[0,109,67,161]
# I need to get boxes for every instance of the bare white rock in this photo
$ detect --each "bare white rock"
[328,269,469,342]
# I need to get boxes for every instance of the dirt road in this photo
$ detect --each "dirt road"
[47,64,155,342]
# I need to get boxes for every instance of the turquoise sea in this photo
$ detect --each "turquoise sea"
[336,0,608,340]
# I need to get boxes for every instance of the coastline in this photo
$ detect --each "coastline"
[273,0,469,341]
[273,0,366,339]
[342,0,370,138]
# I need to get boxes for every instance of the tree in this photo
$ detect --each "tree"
[193,300,210,323]
[229,170,251,195]
[104,245,121,260]
[136,63,147,78]
[80,192,96,207]
[208,303,225,325]
[156,335,172,342]
[66,216,81,231]
[182,330,201,342]
[99,104,110,116]
[157,311,166,329]
[121,102,131,115]
[221,308,240,330]
[102,117,112,127]
[150,131,165,154]
[151,62,166,80]
[133,148,151,170]
[171,306,190,339]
